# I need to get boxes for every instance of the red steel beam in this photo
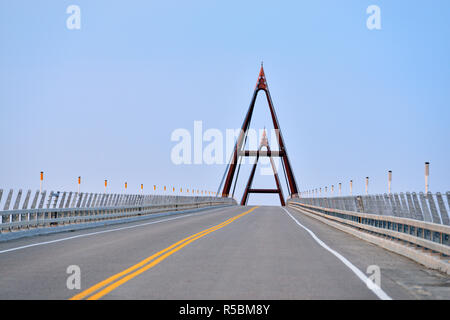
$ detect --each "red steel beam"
[248,189,281,194]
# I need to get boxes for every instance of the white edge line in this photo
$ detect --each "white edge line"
[282,207,392,300]
[0,206,230,255]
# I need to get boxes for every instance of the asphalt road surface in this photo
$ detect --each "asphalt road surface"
[0,205,448,299]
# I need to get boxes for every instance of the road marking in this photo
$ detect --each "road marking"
[70,206,259,300]
[0,206,234,255]
[282,207,392,300]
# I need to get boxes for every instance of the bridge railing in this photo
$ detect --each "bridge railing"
[293,192,450,226]
[287,198,450,259]
[0,188,235,232]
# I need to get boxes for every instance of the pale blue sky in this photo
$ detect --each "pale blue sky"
[1,1,449,204]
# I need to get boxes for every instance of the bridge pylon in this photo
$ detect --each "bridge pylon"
[219,64,299,205]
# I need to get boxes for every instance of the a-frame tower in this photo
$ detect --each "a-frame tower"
[219,64,299,205]
[240,129,285,206]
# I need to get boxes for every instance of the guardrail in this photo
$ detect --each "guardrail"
[0,188,236,232]
[287,200,450,259]
[294,192,450,226]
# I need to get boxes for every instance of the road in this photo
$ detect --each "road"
[0,205,448,299]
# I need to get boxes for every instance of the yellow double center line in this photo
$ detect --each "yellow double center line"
[70,206,258,300]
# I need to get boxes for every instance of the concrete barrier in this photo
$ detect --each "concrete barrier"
[0,188,236,239]
[0,204,233,242]
[295,192,450,226]
[288,200,450,275]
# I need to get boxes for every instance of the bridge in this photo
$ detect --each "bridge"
[0,67,449,301]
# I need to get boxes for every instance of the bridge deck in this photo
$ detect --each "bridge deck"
[0,206,447,299]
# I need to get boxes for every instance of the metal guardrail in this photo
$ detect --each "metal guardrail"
[288,200,450,258]
[0,188,236,232]
[294,192,450,226]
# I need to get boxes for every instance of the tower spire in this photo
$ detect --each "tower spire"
[261,127,268,147]
[256,63,268,90]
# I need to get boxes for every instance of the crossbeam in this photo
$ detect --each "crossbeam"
[248,189,281,194]
[238,150,285,157]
